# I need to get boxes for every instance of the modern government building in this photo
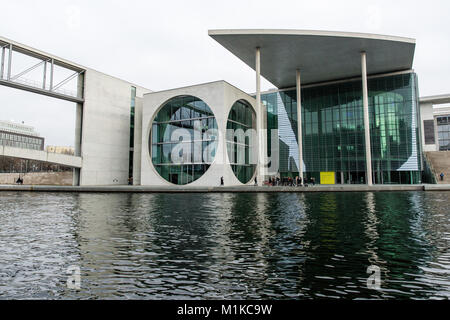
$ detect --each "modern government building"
[1,30,449,187]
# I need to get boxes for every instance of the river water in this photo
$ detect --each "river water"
[0,191,449,299]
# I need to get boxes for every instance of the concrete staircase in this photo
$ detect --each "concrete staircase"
[425,151,450,184]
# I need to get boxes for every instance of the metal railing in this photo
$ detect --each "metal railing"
[9,77,78,98]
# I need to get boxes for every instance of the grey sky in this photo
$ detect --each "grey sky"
[0,0,449,146]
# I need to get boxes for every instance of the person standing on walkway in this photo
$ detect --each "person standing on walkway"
[220,177,224,186]
[440,172,445,181]
[254,177,257,186]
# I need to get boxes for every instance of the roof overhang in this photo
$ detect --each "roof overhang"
[420,94,450,105]
[209,29,416,89]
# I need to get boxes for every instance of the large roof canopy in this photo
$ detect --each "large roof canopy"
[209,29,416,89]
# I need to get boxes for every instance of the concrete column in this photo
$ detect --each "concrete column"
[77,71,85,99]
[73,102,83,186]
[256,47,264,185]
[74,103,83,157]
[296,69,304,183]
[361,52,373,186]
[72,168,80,186]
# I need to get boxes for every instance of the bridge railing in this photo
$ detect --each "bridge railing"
[9,77,78,98]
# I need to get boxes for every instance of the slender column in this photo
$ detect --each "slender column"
[7,44,12,80]
[361,52,373,186]
[73,102,83,186]
[296,69,304,183]
[256,47,264,185]
[0,46,5,79]
[49,58,54,90]
[43,60,47,89]
[77,71,85,99]
[74,103,83,157]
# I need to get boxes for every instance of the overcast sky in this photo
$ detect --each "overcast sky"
[1,0,449,146]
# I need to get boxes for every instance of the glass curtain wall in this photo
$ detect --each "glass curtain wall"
[226,99,257,184]
[437,116,450,151]
[151,95,217,185]
[128,86,136,183]
[262,72,422,184]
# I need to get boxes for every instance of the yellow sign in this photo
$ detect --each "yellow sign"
[320,172,336,185]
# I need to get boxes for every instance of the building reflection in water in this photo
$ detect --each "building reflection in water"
[52,191,450,299]
[408,192,450,299]
[363,192,387,281]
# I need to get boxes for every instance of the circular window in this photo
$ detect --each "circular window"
[226,99,257,184]
[150,95,218,185]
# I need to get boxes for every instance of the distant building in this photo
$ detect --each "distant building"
[0,120,44,150]
[46,146,75,155]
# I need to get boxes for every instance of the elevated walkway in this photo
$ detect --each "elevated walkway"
[425,151,450,184]
[0,145,82,168]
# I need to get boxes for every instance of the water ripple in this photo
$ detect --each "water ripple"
[0,191,449,299]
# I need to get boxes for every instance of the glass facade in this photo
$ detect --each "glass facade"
[437,116,450,151]
[226,99,257,184]
[129,86,136,182]
[261,72,422,184]
[0,131,44,150]
[150,95,218,185]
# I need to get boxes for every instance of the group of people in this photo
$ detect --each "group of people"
[267,176,315,187]
[220,175,316,187]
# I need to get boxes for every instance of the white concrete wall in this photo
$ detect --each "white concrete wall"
[420,102,438,152]
[1,145,82,168]
[140,81,260,187]
[80,69,151,185]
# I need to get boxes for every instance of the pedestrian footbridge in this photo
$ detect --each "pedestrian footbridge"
[0,145,82,168]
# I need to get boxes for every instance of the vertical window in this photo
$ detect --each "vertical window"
[128,86,136,182]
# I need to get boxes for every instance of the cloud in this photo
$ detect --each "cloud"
[0,0,449,146]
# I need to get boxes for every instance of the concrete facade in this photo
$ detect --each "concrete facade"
[0,35,154,186]
[420,94,450,152]
[420,101,438,152]
[4,31,450,187]
[140,81,260,187]
[79,69,151,185]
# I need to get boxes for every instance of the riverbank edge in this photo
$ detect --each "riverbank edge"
[1,184,449,193]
